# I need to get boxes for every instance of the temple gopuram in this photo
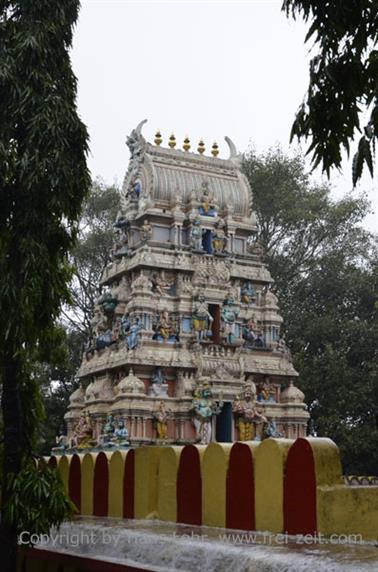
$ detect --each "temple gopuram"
[60,120,309,452]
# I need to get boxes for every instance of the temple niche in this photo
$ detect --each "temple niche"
[62,120,309,451]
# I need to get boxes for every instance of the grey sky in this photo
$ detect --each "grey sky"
[71,0,377,232]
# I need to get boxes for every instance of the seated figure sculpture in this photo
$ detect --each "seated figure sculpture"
[212,218,228,254]
[98,413,116,447]
[149,366,169,397]
[241,281,256,305]
[99,414,129,448]
[152,310,179,343]
[198,181,217,217]
[70,412,95,450]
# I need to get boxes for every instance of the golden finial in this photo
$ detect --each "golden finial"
[211,141,219,157]
[154,130,162,146]
[183,136,191,152]
[168,133,176,148]
[197,139,205,155]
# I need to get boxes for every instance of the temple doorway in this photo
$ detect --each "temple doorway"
[216,401,233,442]
[209,304,221,344]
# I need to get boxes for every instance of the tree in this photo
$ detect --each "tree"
[39,181,119,455]
[62,179,120,335]
[36,326,86,455]
[0,2,90,569]
[243,146,378,474]
[282,0,378,185]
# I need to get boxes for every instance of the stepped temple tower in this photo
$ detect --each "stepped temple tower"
[62,120,309,451]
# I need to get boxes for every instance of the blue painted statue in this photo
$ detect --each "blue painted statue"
[120,312,131,339]
[99,289,118,315]
[241,281,256,305]
[265,420,283,438]
[198,182,217,217]
[96,329,114,350]
[126,317,143,349]
[114,418,129,446]
[190,217,204,251]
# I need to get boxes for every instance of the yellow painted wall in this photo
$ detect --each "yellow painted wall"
[305,437,343,486]
[81,453,96,516]
[49,439,377,542]
[318,485,378,541]
[254,438,293,533]
[57,455,71,495]
[202,442,233,527]
[134,446,164,519]
[108,450,128,518]
[157,446,183,522]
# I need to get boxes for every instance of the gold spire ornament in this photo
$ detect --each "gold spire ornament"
[168,133,176,148]
[183,136,191,152]
[154,130,162,146]
[198,139,205,155]
[211,141,219,157]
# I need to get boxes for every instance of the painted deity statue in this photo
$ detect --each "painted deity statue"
[257,377,276,403]
[221,293,240,344]
[190,217,204,251]
[113,216,130,258]
[152,310,179,343]
[126,317,143,349]
[141,219,152,242]
[150,367,168,397]
[90,306,108,337]
[241,281,256,305]
[113,418,129,446]
[151,272,173,297]
[265,419,283,438]
[98,288,118,315]
[191,379,223,444]
[70,412,95,449]
[51,428,68,454]
[120,312,131,339]
[154,401,170,440]
[212,218,228,254]
[198,182,217,217]
[233,379,267,441]
[99,413,116,446]
[192,293,213,342]
[242,317,258,348]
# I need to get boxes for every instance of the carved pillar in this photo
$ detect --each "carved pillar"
[142,417,147,438]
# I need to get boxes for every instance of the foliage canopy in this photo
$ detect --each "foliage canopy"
[283,0,378,185]
[243,146,378,473]
[0,1,90,568]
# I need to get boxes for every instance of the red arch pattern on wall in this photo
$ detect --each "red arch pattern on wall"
[93,452,109,517]
[226,442,255,530]
[123,449,135,518]
[284,438,317,535]
[177,445,202,525]
[68,454,82,514]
